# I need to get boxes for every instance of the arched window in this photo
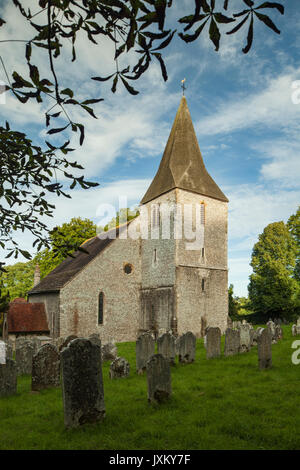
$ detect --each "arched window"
[98,292,104,325]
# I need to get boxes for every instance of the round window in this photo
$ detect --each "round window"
[124,263,133,274]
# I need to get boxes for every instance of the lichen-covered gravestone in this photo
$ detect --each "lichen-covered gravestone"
[206,327,221,359]
[89,334,101,347]
[267,321,276,343]
[0,360,17,397]
[275,325,283,341]
[224,328,240,356]
[239,325,251,353]
[136,333,155,374]
[157,333,176,365]
[109,357,130,379]
[59,335,78,352]
[16,340,34,375]
[146,354,171,403]
[61,338,105,428]
[32,343,60,391]
[5,341,13,361]
[101,342,117,361]
[257,328,272,369]
[178,332,196,364]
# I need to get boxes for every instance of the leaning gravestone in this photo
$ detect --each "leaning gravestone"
[0,341,6,365]
[257,328,272,369]
[59,335,78,352]
[178,332,196,364]
[206,327,221,359]
[157,333,176,365]
[16,340,34,375]
[101,342,117,362]
[32,343,60,391]
[239,325,251,353]
[146,354,171,403]
[109,357,130,379]
[61,338,105,428]
[136,333,155,374]
[0,360,17,397]
[224,328,240,356]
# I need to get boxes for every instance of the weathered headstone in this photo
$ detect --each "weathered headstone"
[59,335,78,352]
[206,327,221,359]
[292,324,298,337]
[239,325,251,353]
[109,357,130,379]
[61,338,105,428]
[101,341,117,362]
[5,341,13,361]
[157,333,176,365]
[249,328,255,347]
[267,320,276,343]
[0,360,17,397]
[224,328,240,356]
[32,343,60,391]
[0,341,6,365]
[257,328,272,369]
[89,333,101,347]
[146,354,171,403]
[275,324,283,341]
[136,333,155,374]
[16,340,34,375]
[178,332,196,364]
[297,317,300,327]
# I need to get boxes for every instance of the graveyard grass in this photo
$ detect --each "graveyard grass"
[1,325,300,450]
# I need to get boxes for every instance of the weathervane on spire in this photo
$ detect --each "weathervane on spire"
[181,78,186,96]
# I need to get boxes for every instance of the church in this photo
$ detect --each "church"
[27,96,229,343]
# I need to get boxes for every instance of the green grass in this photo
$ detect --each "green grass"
[1,325,300,450]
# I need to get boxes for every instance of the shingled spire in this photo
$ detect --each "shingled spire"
[141,96,228,204]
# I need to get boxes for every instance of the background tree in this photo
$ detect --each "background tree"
[248,221,298,320]
[228,283,239,319]
[287,206,300,282]
[0,0,285,266]
[98,207,139,233]
[0,278,10,336]
[0,217,97,301]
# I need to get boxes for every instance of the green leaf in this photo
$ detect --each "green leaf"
[120,76,139,95]
[25,43,32,62]
[61,88,74,98]
[111,74,119,93]
[91,73,115,82]
[47,124,70,135]
[254,11,280,34]
[243,14,254,53]
[152,52,168,81]
[256,2,284,14]
[209,17,220,51]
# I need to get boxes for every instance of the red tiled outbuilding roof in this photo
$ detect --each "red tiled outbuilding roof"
[7,300,49,333]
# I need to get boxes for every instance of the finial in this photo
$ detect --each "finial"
[181,78,186,96]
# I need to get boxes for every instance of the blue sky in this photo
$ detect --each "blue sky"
[0,0,299,296]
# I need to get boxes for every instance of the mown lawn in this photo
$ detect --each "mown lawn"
[0,324,300,450]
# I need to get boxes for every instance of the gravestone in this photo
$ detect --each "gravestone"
[101,341,117,362]
[178,332,196,364]
[257,328,272,369]
[0,341,6,365]
[206,327,221,359]
[267,321,276,343]
[297,317,300,327]
[5,341,13,361]
[16,340,34,375]
[292,324,298,337]
[249,328,255,347]
[157,333,176,365]
[275,325,283,341]
[0,360,17,397]
[89,334,101,348]
[146,354,172,403]
[32,343,60,391]
[109,357,130,379]
[59,335,78,352]
[224,328,240,356]
[61,338,105,428]
[136,333,155,374]
[239,325,251,353]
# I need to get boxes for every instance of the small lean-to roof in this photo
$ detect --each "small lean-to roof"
[141,96,228,204]
[27,224,129,295]
[7,299,49,333]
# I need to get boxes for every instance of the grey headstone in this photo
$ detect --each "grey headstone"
[146,354,172,403]
[206,327,221,359]
[249,328,255,347]
[157,333,176,365]
[61,338,105,428]
[224,328,240,356]
[0,359,17,397]
[136,333,155,374]
[0,341,6,365]
[239,325,251,353]
[16,340,34,375]
[292,324,298,337]
[267,321,276,343]
[89,334,101,347]
[257,328,272,369]
[297,317,300,327]
[178,332,196,363]
[275,324,283,341]
[109,357,130,379]
[101,341,117,362]
[32,343,60,391]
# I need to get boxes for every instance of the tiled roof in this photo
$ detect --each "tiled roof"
[8,301,49,333]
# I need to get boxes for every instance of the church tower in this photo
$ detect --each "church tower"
[139,96,229,337]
